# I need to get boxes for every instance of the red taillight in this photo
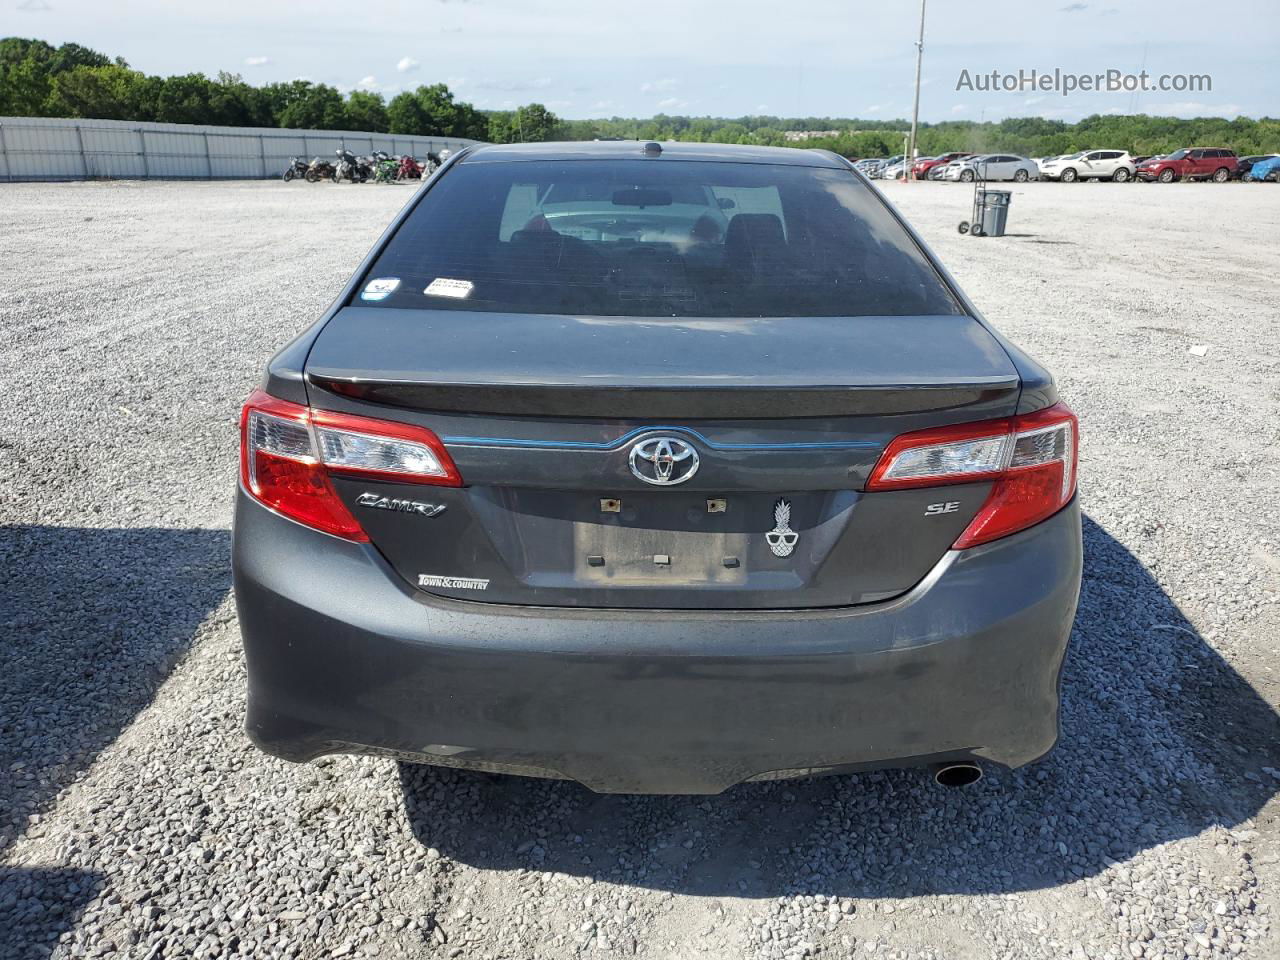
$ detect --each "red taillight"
[239,390,462,541]
[867,402,1078,548]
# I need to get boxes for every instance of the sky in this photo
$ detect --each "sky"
[10,0,1278,122]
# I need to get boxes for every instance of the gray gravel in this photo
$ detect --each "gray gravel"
[1,178,1278,960]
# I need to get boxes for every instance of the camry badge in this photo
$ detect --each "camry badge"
[766,499,799,557]
[629,436,699,486]
[357,492,447,517]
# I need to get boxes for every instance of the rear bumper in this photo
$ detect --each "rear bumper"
[233,491,1082,794]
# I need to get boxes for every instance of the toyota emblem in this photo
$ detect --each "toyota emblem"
[628,436,700,486]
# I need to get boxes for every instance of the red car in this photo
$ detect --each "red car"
[1136,148,1239,183]
[912,152,974,179]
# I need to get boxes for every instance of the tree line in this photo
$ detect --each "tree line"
[569,113,1280,159]
[0,37,547,142]
[4,37,1278,156]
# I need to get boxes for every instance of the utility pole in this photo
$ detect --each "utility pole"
[907,0,927,182]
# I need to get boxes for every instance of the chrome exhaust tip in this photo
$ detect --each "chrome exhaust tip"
[932,762,983,787]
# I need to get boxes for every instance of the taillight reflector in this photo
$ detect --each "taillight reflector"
[238,390,461,540]
[868,402,1078,548]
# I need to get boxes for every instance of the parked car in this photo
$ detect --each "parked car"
[1034,155,1067,175]
[1136,148,1239,183]
[233,140,1081,795]
[1130,155,1159,168]
[871,155,905,180]
[1236,154,1279,180]
[934,159,969,181]
[1245,155,1280,182]
[944,154,1038,182]
[881,160,908,180]
[915,151,974,179]
[1039,150,1137,183]
[905,157,936,179]
[853,157,885,178]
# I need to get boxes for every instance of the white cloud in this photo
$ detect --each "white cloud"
[17,0,52,10]
[950,103,968,115]
[396,57,420,73]
[546,99,573,110]
[244,56,270,67]
[357,76,378,89]
[755,104,771,113]
[866,104,883,113]
[590,100,616,112]
[656,97,688,111]
[641,77,680,94]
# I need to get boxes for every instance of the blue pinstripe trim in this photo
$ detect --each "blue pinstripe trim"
[441,426,878,451]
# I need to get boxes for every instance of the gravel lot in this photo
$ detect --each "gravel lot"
[1,177,1278,960]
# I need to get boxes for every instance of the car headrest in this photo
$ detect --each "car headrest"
[724,214,785,276]
[725,213,785,250]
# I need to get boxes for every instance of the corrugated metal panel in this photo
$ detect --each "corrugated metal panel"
[0,116,479,182]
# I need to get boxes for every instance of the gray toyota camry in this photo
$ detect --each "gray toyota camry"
[233,140,1081,794]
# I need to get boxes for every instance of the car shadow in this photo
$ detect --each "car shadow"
[0,524,231,956]
[398,514,1280,898]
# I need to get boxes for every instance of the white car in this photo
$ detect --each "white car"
[1035,155,1067,175]
[943,154,1038,183]
[853,158,885,178]
[1039,150,1137,183]
[876,155,908,180]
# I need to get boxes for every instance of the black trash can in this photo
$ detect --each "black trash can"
[978,189,1012,237]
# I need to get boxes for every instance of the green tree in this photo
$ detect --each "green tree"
[388,83,485,138]
[486,103,562,143]
[344,90,389,132]
[46,64,155,120]
[0,55,53,114]
[208,71,273,127]
[276,81,347,130]
[387,90,430,135]
[47,41,113,74]
[152,73,219,124]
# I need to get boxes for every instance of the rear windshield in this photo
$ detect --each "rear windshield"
[357,158,962,318]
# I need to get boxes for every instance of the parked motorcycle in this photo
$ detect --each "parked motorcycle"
[395,154,425,180]
[333,149,369,183]
[372,150,399,184]
[282,156,309,182]
[305,156,335,182]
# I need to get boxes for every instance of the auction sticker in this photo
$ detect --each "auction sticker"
[360,276,401,301]
[424,277,474,300]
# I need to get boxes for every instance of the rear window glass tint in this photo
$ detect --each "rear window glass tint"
[359,158,962,318]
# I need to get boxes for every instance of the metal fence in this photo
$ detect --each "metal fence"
[0,116,478,182]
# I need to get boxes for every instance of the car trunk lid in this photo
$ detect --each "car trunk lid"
[306,307,1020,609]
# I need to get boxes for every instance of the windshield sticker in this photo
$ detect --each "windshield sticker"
[425,277,474,300]
[360,276,400,301]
